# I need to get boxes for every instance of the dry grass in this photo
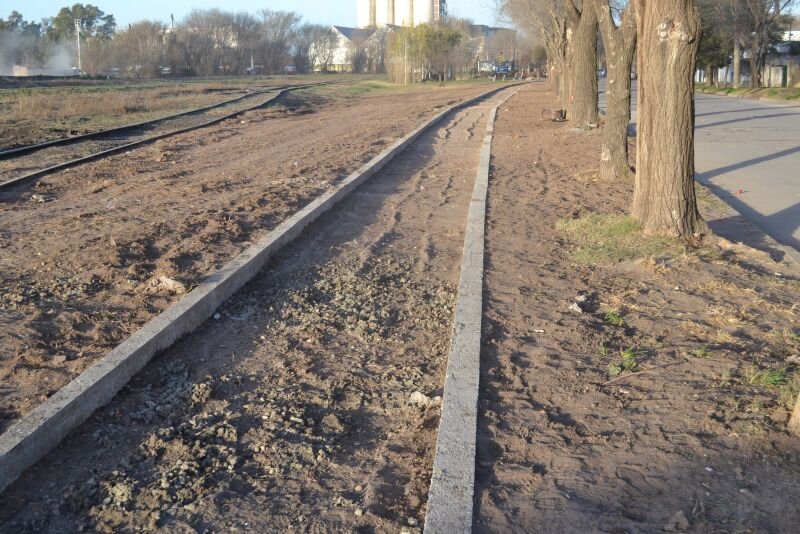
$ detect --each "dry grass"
[556,214,682,264]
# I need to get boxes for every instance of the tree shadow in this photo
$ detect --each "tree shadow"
[697,145,800,181]
[696,111,800,129]
[699,176,800,253]
[694,106,789,118]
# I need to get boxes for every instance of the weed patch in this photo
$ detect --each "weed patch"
[556,214,680,264]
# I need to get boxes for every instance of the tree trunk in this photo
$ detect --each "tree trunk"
[631,0,706,237]
[596,0,636,182]
[733,38,741,88]
[790,395,800,436]
[565,3,599,128]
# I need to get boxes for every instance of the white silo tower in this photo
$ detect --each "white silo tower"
[414,0,434,25]
[395,0,413,27]
[357,0,377,28]
[376,0,395,26]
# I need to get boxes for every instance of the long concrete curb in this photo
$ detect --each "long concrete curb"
[424,87,521,533]
[0,82,521,494]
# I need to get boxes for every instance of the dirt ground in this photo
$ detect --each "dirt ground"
[0,75,345,148]
[0,81,503,432]
[0,88,514,532]
[474,85,800,532]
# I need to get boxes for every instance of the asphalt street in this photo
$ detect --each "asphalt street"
[599,82,800,251]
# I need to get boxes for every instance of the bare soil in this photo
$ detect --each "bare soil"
[0,75,346,148]
[474,85,800,532]
[0,81,504,432]
[0,88,513,532]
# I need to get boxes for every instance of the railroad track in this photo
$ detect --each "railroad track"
[0,83,521,531]
[0,81,335,190]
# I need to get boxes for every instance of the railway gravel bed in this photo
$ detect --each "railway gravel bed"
[0,88,514,532]
[473,85,800,532]
[0,81,506,432]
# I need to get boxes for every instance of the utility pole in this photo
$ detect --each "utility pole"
[74,19,82,74]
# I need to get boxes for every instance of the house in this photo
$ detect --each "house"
[318,25,394,73]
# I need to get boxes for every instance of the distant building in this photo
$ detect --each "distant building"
[317,25,394,73]
[11,65,77,77]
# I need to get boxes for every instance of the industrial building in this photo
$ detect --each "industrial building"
[357,0,447,28]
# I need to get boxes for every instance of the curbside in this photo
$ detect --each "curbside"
[424,87,521,533]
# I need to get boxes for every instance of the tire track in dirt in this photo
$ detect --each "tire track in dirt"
[0,90,516,533]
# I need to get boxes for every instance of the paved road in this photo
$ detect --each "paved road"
[600,82,800,251]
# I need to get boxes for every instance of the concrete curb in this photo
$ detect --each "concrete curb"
[0,82,522,494]
[424,87,521,533]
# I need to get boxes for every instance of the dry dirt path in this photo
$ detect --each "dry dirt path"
[0,88,516,532]
[474,85,800,532]
[0,82,502,431]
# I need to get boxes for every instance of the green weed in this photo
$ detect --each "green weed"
[693,347,711,358]
[604,311,625,327]
[746,366,789,387]
[608,348,641,376]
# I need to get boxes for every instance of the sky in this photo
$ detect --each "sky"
[6,0,501,29]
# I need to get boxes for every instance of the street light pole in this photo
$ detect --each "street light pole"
[74,19,82,74]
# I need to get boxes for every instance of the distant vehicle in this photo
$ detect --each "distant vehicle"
[494,64,512,75]
[159,66,172,76]
[246,65,264,75]
[284,65,297,73]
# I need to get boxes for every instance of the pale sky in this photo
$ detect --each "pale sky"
[5,0,501,29]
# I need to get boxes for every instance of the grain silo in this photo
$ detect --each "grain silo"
[359,0,443,28]
[357,0,377,28]
[377,0,395,26]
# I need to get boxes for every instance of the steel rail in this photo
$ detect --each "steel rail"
[0,81,328,160]
[0,82,331,191]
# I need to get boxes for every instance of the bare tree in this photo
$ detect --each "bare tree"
[310,27,338,72]
[564,1,599,128]
[739,0,795,87]
[112,21,165,77]
[631,0,706,237]
[497,0,569,105]
[595,0,636,181]
[258,9,300,73]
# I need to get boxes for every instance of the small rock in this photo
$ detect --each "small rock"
[213,313,221,320]
[409,391,441,409]
[354,508,363,517]
[665,511,690,532]
[408,517,418,526]
[568,302,583,314]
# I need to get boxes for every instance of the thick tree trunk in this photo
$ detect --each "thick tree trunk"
[596,0,636,182]
[631,0,706,237]
[733,38,741,88]
[565,3,599,128]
